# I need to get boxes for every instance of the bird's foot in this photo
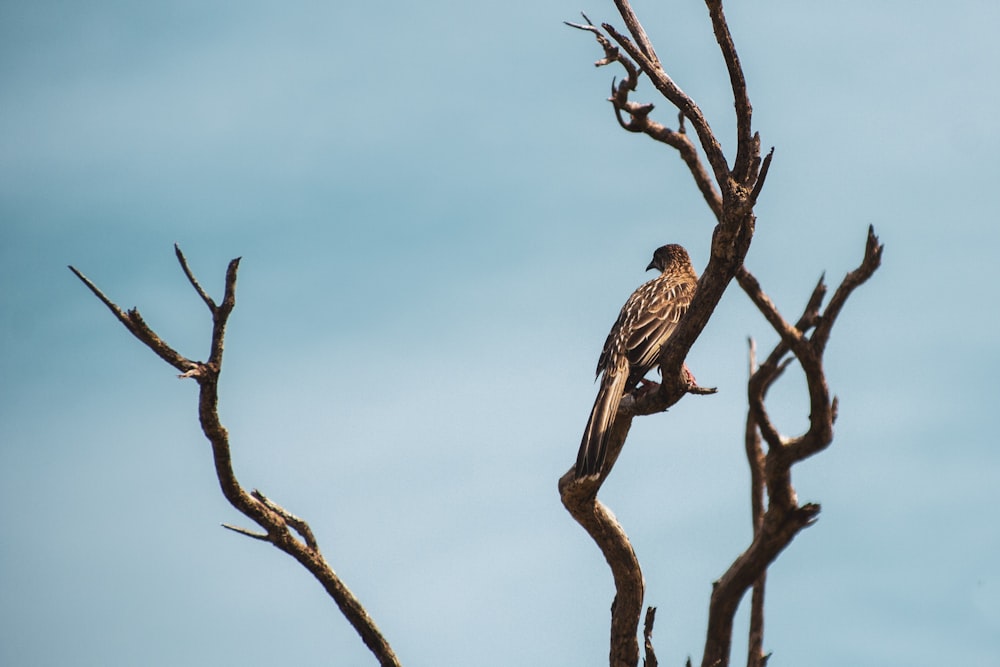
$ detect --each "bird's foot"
[634,378,661,398]
[682,363,697,387]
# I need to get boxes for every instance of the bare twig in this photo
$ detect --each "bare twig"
[222,523,270,541]
[812,225,884,352]
[68,265,197,374]
[749,148,774,206]
[71,252,401,667]
[174,243,216,312]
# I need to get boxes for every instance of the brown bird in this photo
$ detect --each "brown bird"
[575,244,698,478]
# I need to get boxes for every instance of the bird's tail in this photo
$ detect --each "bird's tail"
[575,370,628,478]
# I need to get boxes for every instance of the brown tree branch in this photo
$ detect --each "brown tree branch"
[174,243,216,311]
[703,227,883,667]
[70,252,401,667]
[812,225,884,352]
[68,265,198,375]
[560,465,644,667]
[703,502,820,667]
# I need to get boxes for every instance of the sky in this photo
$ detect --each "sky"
[1,1,998,666]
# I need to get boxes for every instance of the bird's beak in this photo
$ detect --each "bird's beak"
[645,261,656,271]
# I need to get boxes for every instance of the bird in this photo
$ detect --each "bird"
[575,244,698,479]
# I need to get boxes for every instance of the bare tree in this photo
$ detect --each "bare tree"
[559,2,882,667]
[68,249,401,667]
[70,2,882,666]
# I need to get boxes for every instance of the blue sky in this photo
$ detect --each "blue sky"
[2,1,998,665]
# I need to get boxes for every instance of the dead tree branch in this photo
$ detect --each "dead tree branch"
[564,2,883,666]
[70,249,401,667]
[560,469,645,667]
[705,226,883,667]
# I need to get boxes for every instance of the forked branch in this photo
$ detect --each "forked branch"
[704,226,883,667]
[70,250,401,667]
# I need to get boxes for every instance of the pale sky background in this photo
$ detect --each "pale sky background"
[2,1,998,666]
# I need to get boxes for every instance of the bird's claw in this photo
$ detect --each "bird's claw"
[634,378,661,398]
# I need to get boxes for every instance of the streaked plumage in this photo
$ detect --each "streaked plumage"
[575,244,698,478]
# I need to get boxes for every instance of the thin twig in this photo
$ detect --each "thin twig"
[222,523,270,541]
[174,244,216,312]
[812,225,883,352]
[69,266,197,374]
[749,148,774,206]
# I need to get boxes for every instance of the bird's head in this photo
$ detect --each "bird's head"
[646,244,691,273]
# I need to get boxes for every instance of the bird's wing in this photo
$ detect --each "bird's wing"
[596,319,621,376]
[623,280,694,378]
[595,277,661,376]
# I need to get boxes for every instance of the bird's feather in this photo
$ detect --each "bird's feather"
[576,357,629,478]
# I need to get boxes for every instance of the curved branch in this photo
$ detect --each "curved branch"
[703,503,820,667]
[559,466,644,667]
[704,228,883,667]
[70,252,401,667]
